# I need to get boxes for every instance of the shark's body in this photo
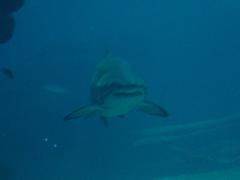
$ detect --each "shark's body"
[64,52,169,125]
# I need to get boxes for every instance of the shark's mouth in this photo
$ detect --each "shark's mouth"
[111,84,146,98]
[113,91,144,97]
[93,83,146,103]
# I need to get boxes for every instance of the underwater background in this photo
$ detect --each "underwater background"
[1,0,240,179]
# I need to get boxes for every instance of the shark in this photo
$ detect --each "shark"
[64,51,169,126]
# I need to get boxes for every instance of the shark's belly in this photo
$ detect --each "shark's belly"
[100,95,144,117]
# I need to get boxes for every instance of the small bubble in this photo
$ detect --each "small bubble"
[53,144,58,148]
[43,138,48,142]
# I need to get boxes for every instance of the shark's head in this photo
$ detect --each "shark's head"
[90,54,145,100]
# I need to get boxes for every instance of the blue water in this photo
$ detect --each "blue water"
[1,0,240,179]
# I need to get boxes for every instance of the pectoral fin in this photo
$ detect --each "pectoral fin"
[64,105,100,121]
[138,100,169,118]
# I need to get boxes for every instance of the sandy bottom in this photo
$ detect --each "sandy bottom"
[154,167,240,180]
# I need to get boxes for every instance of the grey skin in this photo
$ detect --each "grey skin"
[64,52,169,126]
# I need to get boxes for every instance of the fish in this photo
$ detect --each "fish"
[1,67,14,79]
[0,15,15,44]
[41,84,69,94]
[0,0,25,15]
[64,51,169,126]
